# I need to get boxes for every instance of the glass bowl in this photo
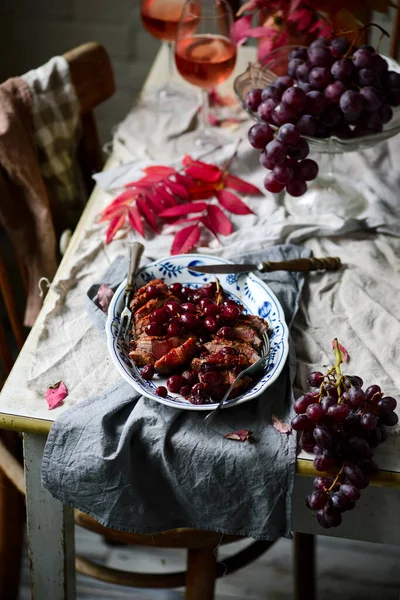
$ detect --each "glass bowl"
[233,46,400,217]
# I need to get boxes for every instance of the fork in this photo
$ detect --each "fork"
[118,242,145,339]
[203,332,271,423]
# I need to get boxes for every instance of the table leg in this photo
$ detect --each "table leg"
[23,433,76,600]
[294,532,316,600]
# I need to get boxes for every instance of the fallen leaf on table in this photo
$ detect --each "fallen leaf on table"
[46,381,68,410]
[224,429,254,442]
[272,415,292,435]
[98,283,114,313]
[331,339,349,363]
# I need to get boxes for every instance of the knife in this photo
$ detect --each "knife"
[189,256,342,274]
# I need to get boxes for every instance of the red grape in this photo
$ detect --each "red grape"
[353,48,375,70]
[327,403,350,421]
[296,159,319,181]
[146,284,161,298]
[377,396,397,414]
[167,375,185,393]
[248,123,274,149]
[309,67,332,89]
[287,138,309,160]
[151,307,168,323]
[306,403,324,422]
[306,491,328,510]
[340,483,360,502]
[308,45,333,68]
[245,88,262,111]
[292,414,314,431]
[317,506,342,528]
[330,37,349,58]
[222,304,240,321]
[286,179,307,197]
[170,283,182,295]
[306,90,327,115]
[257,98,278,122]
[313,426,333,450]
[204,316,219,333]
[288,58,305,78]
[273,162,294,185]
[325,80,347,104]
[141,364,154,380]
[145,322,163,336]
[181,302,196,313]
[278,123,300,145]
[313,455,335,472]
[297,114,317,136]
[331,59,353,80]
[314,476,331,491]
[272,102,297,125]
[261,85,282,102]
[294,393,316,414]
[365,384,381,402]
[282,86,307,110]
[167,321,182,336]
[264,172,285,194]
[156,386,168,398]
[361,413,378,431]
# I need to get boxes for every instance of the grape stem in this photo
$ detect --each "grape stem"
[327,463,344,492]
[333,338,343,400]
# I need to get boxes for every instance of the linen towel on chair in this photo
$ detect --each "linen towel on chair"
[42,243,310,541]
[0,56,83,326]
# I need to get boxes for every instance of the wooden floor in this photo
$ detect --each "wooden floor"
[18,526,400,599]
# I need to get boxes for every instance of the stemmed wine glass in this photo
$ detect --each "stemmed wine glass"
[174,0,237,147]
[140,0,190,100]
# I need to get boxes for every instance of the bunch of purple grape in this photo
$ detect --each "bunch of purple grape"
[292,356,398,529]
[246,35,400,197]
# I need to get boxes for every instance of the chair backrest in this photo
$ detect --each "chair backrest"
[0,42,115,381]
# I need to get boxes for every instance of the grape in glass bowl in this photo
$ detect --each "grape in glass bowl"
[233,43,400,218]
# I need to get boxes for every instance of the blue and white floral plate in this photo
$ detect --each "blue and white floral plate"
[106,254,289,411]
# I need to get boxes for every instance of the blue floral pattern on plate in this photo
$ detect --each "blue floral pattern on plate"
[106,254,289,412]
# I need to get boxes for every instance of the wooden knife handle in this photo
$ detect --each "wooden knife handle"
[257,256,342,273]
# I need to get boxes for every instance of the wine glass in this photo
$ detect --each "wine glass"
[233,46,400,218]
[140,0,190,100]
[175,0,237,148]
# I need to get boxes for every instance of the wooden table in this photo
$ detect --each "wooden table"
[2,45,400,599]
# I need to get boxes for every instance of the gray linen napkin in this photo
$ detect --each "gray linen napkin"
[41,244,311,540]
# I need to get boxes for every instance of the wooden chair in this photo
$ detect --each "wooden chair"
[0,42,315,600]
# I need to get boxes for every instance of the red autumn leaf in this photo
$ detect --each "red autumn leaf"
[144,192,164,215]
[207,205,233,236]
[290,9,313,31]
[98,283,114,313]
[159,202,207,218]
[46,381,68,410]
[98,191,136,222]
[258,32,289,63]
[184,162,222,183]
[215,189,254,215]
[189,183,218,201]
[171,224,201,255]
[156,186,177,207]
[200,215,220,241]
[165,216,201,227]
[230,14,253,45]
[247,25,277,38]
[128,205,144,237]
[174,173,198,190]
[272,415,292,435]
[224,429,253,442]
[106,212,126,243]
[136,197,159,233]
[332,339,349,363]
[143,165,175,176]
[224,173,262,195]
[166,180,190,200]
[127,174,166,187]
